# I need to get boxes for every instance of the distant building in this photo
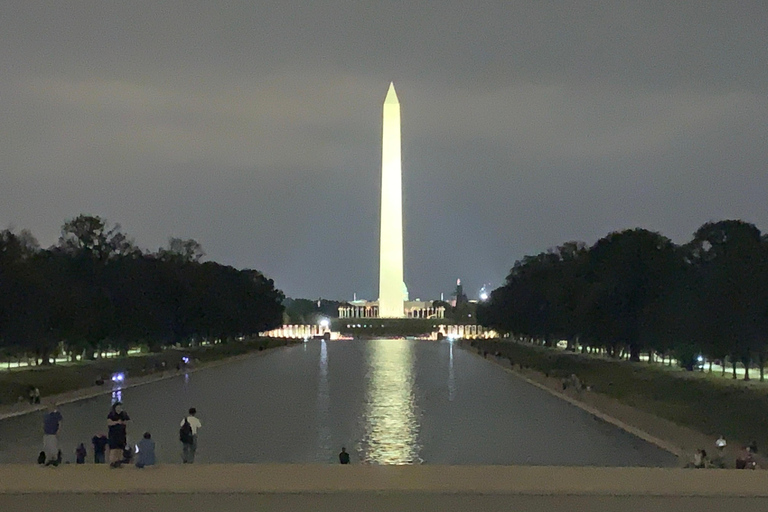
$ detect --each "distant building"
[338,300,445,319]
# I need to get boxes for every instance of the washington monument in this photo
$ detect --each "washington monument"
[378,83,405,317]
[337,84,444,321]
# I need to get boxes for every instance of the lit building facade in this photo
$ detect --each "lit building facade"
[339,300,445,319]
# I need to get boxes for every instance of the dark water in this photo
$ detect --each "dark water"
[0,340,677,465]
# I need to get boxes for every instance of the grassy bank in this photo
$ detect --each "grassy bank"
[469,339,768,452]
[0,337,297,406]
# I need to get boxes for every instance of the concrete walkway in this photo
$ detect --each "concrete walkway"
[2,493,765,512]
[1,465,767,512]
[1,465,767,495]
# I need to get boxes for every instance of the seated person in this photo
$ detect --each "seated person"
[736,446,753,469]
[135,432,156,468]
[122,445,133,465]
[692,449,708,468]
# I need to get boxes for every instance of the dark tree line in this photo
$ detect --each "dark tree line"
[0,215,284,363]
[477,220,768,380]
[282,298,342,324]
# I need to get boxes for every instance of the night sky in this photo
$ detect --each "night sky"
[2,2,766,301]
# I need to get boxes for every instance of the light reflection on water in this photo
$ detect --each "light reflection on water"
[316,340,331,457]
[448,341,456,401]
[360,339,422,464]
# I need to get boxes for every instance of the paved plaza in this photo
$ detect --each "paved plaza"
[1,465,767,512]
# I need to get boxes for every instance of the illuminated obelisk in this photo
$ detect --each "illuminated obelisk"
[378,82,405,318]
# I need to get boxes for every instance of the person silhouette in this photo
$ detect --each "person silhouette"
[339,447,350,464]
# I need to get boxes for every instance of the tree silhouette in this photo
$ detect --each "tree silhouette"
[480,220,768,379]
[0,217,284,362]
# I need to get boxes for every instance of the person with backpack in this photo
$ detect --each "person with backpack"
[180,407,201,463]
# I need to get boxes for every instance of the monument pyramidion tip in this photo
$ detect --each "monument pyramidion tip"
[384,82,399,104]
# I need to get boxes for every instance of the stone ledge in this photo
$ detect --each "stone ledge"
[1,465,767,496]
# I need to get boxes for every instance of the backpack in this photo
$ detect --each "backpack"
[179,418,193,444]
[37,451,46,464]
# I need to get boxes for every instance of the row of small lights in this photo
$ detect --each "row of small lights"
[110,356,190,383]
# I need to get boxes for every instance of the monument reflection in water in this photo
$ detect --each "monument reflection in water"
[360,339,422,464]
[316,340,331,458]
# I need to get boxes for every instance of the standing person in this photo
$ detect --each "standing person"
[716,435,727,454]
[107,402,130,468]
[339,447,350,464]
[42,403,63,466]
[180,407,201,463]
[75,443,87,464]
[92,434,108,464]
[135,432,156,468]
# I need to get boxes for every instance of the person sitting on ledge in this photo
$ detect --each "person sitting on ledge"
[692,449,708,468]
[736,446,757,469]
[135,432,156,468]
[339,447,350,464]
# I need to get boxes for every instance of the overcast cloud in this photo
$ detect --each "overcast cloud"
[1,1,767,300]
